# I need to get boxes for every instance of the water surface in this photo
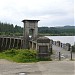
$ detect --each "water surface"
[45,36,75,45]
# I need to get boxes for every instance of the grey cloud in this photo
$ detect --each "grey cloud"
[39,16,74,27]
[0,0,74,27]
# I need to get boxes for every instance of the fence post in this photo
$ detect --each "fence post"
[59,52,61,60]
[70,46,72,60]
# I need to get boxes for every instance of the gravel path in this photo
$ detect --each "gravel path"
[0,59,75,75]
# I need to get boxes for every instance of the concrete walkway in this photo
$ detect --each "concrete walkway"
[52,45,75,60]
[0,59,75,75]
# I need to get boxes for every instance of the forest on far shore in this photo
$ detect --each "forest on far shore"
[0,22,75,36]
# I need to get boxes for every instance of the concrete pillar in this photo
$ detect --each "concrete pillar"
[8,38,11,49]
[5,38,8,49]
[7,38,9,49]
[0,38,2,51]
[2,38,4,49]
[66,43,71,51]
[4,38,7,50]
[12,38,15,48]
[10,38,13,48]
[17,39,21,49]
[32,42,34,49]
[36,43,37,50]
[33,43,36,50]
[18,39,21,49]
[21,39,23,48]
[60,43,62,48]
[6,38,8,49]
[14,39,18,48]
[16,39,18,48]
[29,41,32,49]
[0,38,1,51]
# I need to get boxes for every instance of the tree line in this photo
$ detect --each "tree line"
[0,22,75,36]
[0,22,23,36]
[38,26,75,36]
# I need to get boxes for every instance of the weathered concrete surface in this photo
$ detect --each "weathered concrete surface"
[0,59,75,75]
[22,20,39,49]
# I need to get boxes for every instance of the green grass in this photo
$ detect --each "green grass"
[0,49,38,63]
[0,49,52,63]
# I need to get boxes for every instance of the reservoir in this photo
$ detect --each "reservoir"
[46,36,75,46]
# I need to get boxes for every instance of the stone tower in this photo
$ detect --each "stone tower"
[22,19,40,49]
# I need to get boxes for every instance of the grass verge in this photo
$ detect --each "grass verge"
[0,49,52,63]
[0,49,38,62]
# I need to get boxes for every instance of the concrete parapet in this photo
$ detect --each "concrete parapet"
[0,37,23,51]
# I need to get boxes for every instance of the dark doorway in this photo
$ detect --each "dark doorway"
[39,46,48,53]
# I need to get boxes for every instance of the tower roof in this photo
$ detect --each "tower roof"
[22,19,40,22]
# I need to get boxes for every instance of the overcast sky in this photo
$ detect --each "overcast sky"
[0,0,74,27]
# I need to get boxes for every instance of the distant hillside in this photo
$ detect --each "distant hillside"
[0,21,75,36]
[38,26,75,36]
[56,25,75,29]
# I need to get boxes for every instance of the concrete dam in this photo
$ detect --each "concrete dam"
[0,19,72,58]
